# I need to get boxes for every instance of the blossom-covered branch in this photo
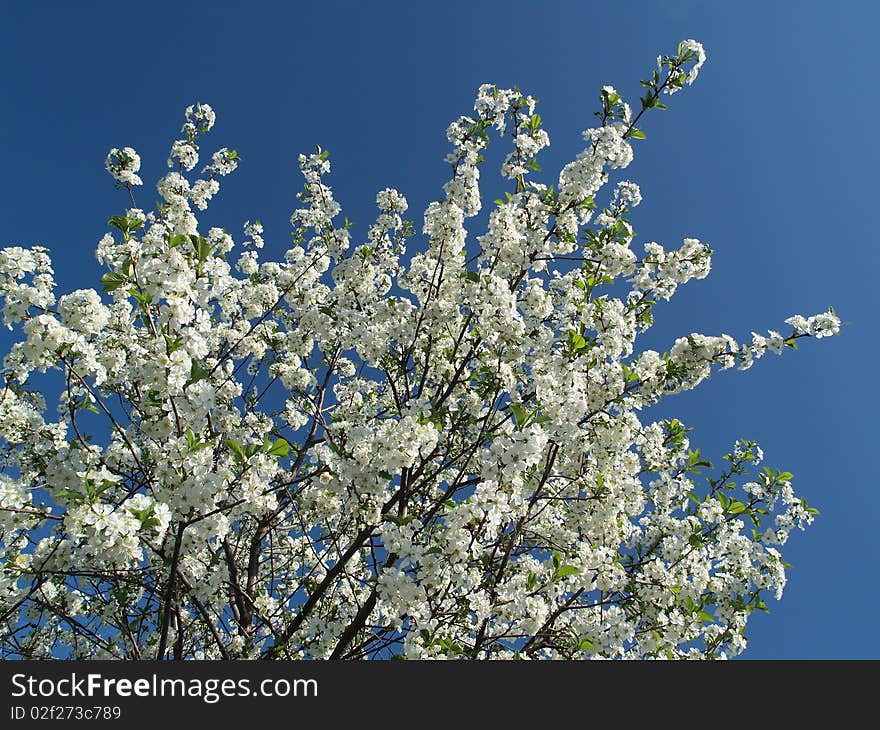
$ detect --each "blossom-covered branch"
[0,41,837,660]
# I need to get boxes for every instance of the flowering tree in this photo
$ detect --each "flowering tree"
[0,41,838,660]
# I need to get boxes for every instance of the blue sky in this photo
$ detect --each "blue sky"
[1,1,876,658]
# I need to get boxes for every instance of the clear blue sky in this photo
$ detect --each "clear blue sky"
[1,1,876,658]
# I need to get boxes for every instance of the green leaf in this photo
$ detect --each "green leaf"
[526,572,539,591]
[697,610,714,624]
[567,330,587,352]
[245,443,262,458]
[77,399,100,414]
[108,215,143,236]
[130,288,153,308]
[382,513,415,526]
[728,500,747,515]
[55,488,85,505]
[190,235,212,262]
[187,361,210,385]
[266,437,290,458]
[93,480,116,497]
[629,128,647,140]
[163,333,183,353]
[224,438,246,463]
[142,392,165,408]
[555,565,581,579]
[108,215,128,232]
[510,402,528,428]
[100,271,128,292]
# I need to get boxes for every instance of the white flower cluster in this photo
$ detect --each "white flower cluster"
[183,102,216,135]
[168,139,199,171]
[678,39,707,87]
[632,238,713,300]
[661,40,706,94]
[0,246,55,326]
[784,312,841,338]
[0,40,839,661]
[104,147,142,187]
